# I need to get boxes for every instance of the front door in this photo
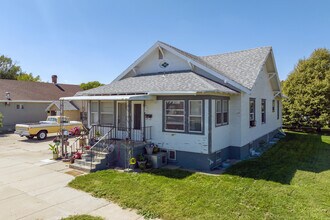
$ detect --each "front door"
[131,101,144,141]
[117,102,128,139]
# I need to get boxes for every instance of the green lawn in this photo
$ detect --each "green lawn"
[62,215,103,220]
[69,132,330,219]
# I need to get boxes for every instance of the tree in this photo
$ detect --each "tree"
[282,48,330,132]
[0,55,21,79]
[0,54,41,81]
[17,73,41,82]
[80,81,104,90]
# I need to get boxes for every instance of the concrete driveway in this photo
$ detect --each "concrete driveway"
[0,133,143,220]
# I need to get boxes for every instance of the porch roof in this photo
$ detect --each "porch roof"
[59,94,154,101]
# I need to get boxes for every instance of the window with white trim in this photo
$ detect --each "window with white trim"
[272,100,275,112]
[90,101,99,125]
[189,100,202,133]
[249,98,256,127]
[261,99,266,124]
[168,150,176,160]
[165,100,185,132]
[100,101,114,126]
[216,99,229,126]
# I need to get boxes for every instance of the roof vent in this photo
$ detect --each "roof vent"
[52,75,58,84]
[5,92,11,100]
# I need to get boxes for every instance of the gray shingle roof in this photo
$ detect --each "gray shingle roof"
[47,101,79,111]
[76,72,237,96]
[160,41,271,90]
[199,47,272,89]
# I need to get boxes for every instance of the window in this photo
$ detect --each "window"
[189,100,202,132]
[261,99,266,124]
[90,101,99,125]
[223,100,228,124]
[272,100,275,112]
[249,98,256,127]
[100,101,114,125]
[216,99,229,126]
[277,100,280,120]
[16,104,24,109]
[168,150,176,160]
[165,100,185,132]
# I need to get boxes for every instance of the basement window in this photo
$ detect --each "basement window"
[168,150,176,161]
[16,104,24,110]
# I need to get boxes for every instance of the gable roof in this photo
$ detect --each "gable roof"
[200,47,272,89]
[76,71,238,96]
[0,79,81,101]
[114,41,276,93]
[46,101,79,111]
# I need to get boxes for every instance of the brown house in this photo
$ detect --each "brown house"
[0,75,81,132]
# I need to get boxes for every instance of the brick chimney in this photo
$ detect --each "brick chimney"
[51,75,58,84]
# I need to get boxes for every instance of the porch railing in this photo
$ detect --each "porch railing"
[89,125,152,142]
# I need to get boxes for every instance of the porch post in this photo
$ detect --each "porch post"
[128,100,132,140]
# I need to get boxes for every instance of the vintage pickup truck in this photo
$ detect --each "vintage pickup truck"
[15,116,83,140]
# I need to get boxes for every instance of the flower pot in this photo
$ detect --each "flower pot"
[145,146,154,155]
[53,153,58,160]
[137,161,147,169]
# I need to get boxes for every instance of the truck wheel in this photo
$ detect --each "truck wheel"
[26,135,34,139]
[37,131,47,140]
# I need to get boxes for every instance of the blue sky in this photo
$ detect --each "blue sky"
[0,0,329,84]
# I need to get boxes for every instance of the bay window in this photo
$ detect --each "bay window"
[165,100,185,132]
[189,100,202,133]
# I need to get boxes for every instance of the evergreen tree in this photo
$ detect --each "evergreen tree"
[282,48,330,132]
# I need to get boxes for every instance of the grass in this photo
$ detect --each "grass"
[69,132,330,219]
[62,215,104,220]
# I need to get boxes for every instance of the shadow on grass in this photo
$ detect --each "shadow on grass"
[146,168,194,179]
[225,132,330,184]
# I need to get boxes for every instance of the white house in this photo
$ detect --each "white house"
[62,41,283,171]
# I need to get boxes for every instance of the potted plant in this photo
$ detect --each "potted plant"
[49,143,59,160]
[145,143,154,155]
[137,154,147,170]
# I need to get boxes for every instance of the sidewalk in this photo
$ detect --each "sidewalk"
[0,134,143,220]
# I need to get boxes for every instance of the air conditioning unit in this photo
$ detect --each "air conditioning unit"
[146,152,167,168]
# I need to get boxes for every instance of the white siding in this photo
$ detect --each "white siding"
[240,66,282,146]
[145,99,209,154]
[136,49,190,74]
[211,94,241,152]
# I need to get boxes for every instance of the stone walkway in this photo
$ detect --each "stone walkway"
[0,133,143,220]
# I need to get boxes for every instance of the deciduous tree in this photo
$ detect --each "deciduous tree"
[80,81,104,90]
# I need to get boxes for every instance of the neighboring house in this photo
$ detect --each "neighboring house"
[62,41,283,171]
[0,75,82,132]
[46,101,81,122]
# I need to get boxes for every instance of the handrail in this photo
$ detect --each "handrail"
[90,127,114,170]
[90,128,113,151]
